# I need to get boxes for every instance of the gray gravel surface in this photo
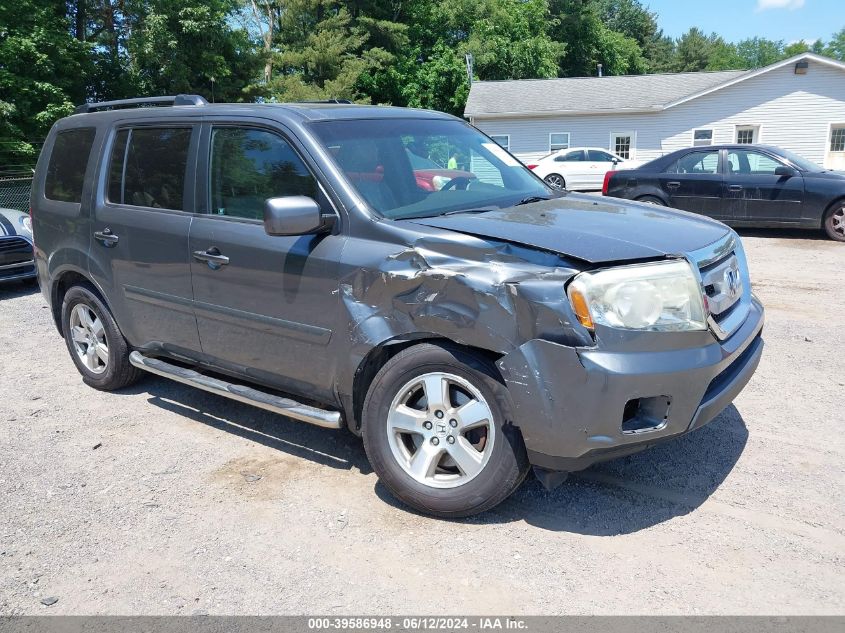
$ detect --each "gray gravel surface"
[1,229,842,615]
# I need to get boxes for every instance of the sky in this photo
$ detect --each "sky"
[647,0,844,44]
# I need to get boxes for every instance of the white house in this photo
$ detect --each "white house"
[464,53,845,170]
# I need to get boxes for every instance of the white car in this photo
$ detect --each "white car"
[527,147,641,191]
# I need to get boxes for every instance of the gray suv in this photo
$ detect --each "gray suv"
[32,95,764,517]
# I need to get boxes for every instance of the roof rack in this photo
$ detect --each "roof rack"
[75,94,208,114]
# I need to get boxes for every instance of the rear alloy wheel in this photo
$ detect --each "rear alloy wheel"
[823,204,845,242]
[69,303,109,375]
[61,284,144,391]
[362,343,530,517]
[544,173,565,190]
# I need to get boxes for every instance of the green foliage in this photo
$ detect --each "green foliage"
[0,1,91,171]
[825,28,845,61]
[550,0,646,77]
[1,0,844,171]
[125,0,259,101]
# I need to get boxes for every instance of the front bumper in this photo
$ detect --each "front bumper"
[0,236,36,283]
[497,297,764,472]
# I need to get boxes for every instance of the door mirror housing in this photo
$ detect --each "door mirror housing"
[774,165,797,177]
[263,196,332,236]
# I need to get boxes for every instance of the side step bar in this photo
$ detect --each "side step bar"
[129,351,342,429]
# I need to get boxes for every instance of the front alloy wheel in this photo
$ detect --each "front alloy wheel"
[386,372,495,488]
[362,342,530,518]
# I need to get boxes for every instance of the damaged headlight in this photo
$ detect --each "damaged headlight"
[567,260,706,332]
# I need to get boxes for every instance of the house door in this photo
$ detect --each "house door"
[826,125,845,170]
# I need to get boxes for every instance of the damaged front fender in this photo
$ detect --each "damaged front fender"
[334,225,593,429]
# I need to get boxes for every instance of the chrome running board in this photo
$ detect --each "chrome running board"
[129,351,342,429]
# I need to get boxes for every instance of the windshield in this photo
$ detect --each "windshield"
[776,148,824,172]
[309,118,553,219]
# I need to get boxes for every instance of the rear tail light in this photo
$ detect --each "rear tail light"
[602,171,613,195]
[526,164,538,170]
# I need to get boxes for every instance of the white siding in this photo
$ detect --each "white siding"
[473,60,845,168]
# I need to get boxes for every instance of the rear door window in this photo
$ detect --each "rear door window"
[555,150,585,162]
[45,128,96,203]
[667,151,720,174]
[107,127,192,210]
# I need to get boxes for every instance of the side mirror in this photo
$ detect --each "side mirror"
[612,158,621,165]
[774,165,797,177]
[263,196,331,236]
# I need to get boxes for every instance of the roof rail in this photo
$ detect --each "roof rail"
[297,99,353,105]
[75,94,208,114]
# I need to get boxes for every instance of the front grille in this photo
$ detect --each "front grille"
[690,234,750,340]
[0,236,32,253]
[700,252,742,318]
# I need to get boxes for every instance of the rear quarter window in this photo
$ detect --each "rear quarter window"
[45,128,96,203]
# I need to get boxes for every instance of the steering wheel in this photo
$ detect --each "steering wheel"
[439,176,472,191]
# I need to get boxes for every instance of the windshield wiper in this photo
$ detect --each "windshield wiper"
[514,195,552,206]
[441,207,497,216]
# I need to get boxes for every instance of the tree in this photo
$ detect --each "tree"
[550,0,646,77]
[825,28,845,61]
[736,37,785,68]
[396,0,563,114]
[0,0,91,171]
[451,0,563,81]
[784,40,811,57]
[125,0,259,102]
[672,27,742,72]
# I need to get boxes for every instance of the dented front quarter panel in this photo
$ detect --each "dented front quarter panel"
[334,219,593,425]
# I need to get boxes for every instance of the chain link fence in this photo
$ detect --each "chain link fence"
[0,176,33,212]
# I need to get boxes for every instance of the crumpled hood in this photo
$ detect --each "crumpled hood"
[406,193,731,263]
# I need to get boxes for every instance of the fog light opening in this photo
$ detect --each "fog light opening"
[621,396,672,434]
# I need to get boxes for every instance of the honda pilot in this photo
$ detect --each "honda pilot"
[32,95,764,517]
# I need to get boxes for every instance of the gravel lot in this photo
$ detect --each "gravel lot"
[1,229,843,616]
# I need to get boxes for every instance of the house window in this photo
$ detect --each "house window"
[611,132,635,159]
[830,126,845,152]
[489,135,509,151]
[736,125,759,144]
[549,133,570,152]
[693,129,713,147]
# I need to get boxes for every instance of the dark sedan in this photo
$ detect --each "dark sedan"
[603,144,845,241]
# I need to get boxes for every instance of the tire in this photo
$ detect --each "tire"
[362,342,530,518]
[823,202,845,242]
[61,284,144,391]
[544,173,566,190]
[636,195,666,206]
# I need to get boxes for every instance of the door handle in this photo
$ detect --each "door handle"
[728,184,743,192]
[193,248,230,268]
[666,181,680,189]
[93,228,119,247]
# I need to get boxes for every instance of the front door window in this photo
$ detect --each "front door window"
[210,128,317,220]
